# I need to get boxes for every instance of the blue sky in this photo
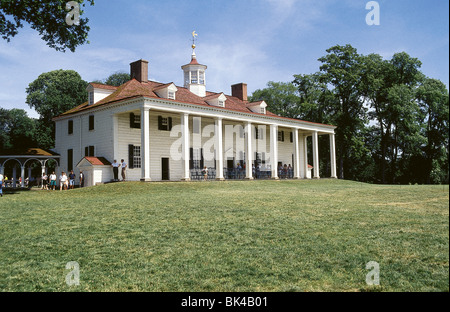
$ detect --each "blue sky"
[0,0,448,118]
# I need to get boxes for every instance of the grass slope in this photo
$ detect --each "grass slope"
[0,179,448,292]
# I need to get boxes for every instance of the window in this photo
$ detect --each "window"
[184,71,190,85]
[278,131,285,142]
[168,91,175,100]
[128,145,141,169]
[190,71,198,84]
[68,149,73,172]
[218,100,225,107]
[290,132,294,143]
[89,115,95,131]
[68,120,73,135]
[85,146,95,157]
[130,113,141,129]
[158,116,172,131]
[89,92,94,105]
[199,71,205,84]
[260,107,266,114]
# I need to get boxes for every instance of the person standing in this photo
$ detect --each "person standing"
[0,172,4,197]
[120,159,127,182]
[112,160,120,182]
[79,171,84,188]
[60,172,68,191]
[50,172,57,190]
[202,166,208,181]
[69,170,76,189]
[42,173,48,190]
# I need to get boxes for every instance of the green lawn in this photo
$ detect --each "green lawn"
[0,179,448,292]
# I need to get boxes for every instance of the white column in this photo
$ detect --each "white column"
[330,133,337,179]
[21,166,25,188]
[312,131,320,179]
[270,124,279,179]
[140,107,151,181]
[293,129,300,179]
[245,121,254,180]
[215,118,224,180]
[0,166,4,176]
[181,113,191,181]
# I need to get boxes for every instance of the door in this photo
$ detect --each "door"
[161,158,170,181]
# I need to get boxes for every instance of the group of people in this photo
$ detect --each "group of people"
[41,170,84,191]
[111,159,127,182]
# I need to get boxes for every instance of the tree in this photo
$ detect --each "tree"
[417,78,449,183]
[0,0,95,52]
[292,72,335,124]
[0,108,37,150]
[317,44,367,179]
[26,69,88,149]
[249,81,300,118]
[104,72,130,87]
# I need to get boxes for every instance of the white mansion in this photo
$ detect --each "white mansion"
[53,48,337,186]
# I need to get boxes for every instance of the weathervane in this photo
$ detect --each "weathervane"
[191,31,198,50]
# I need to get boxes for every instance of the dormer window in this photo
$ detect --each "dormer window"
[205,93,227,108]
[247,101,268,114]
[154,83,178,100]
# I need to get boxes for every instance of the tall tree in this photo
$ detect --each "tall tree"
[26,69,88,149]
[317,44,366,179]
[1,0,95,52]
[417,78,449,183]
[292,72,335,124]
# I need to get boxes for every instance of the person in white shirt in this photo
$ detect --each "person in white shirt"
[50,172,57,190]
[120,159,127,181]
[60,172,68,191]
[111,160,120,182]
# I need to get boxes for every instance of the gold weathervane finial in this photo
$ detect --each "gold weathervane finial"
[191,31,198,49]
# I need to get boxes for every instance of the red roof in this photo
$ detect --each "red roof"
[55,79,335,128]
[84,157,111,166]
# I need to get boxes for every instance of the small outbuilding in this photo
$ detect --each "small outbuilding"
[76,157,112,187]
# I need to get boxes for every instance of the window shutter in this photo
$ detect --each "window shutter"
[158,116,163,130]
[290,132,293,143]
[89,115,94,131]
[89,146,95,157]
[68,120,73,135]
[282,131,285,142]
[168,117,173,131]
[128,145,134,169]
[130,113,135,128]
[189,148,194,169]
[85,147,88,157]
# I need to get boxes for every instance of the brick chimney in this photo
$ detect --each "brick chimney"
[130,59,149,83]
[231,83,247,101]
